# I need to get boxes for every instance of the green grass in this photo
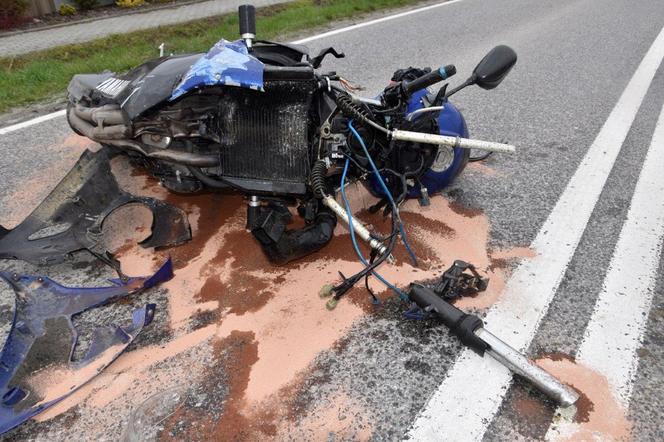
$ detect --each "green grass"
[0,0,427,114]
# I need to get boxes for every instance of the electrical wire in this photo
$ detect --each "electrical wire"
[340,158,407,301]
[332,201,399,301]
[469,150,493,162]
[347,120,419,266]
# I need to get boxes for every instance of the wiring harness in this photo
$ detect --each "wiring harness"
[320,89,426,307]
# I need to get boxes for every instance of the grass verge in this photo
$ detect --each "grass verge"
[0,0,430,114]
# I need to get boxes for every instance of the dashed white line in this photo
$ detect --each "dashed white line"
[546,100,664,440]
[407,25,664,442]
[0,0,465,135]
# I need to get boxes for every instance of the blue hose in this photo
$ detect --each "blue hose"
[347,120,418,266]
[341,158,408,301]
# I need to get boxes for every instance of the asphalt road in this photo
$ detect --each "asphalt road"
[1,0,663,440]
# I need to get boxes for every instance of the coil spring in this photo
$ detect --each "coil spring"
[335,93,373,126]
[310,160,328,199]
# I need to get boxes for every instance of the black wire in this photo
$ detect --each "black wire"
[186,165,243,190]
[340,150,371,173]
[332,211,400,300]
[469,150,493,162]
[364,250,379,302]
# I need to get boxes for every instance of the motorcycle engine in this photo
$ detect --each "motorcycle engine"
[131,66,319,195]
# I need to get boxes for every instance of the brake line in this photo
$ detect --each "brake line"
[340,158,408,301]
[348,120,418,266]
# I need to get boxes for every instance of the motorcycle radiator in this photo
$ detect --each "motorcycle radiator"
[209,77,317,195]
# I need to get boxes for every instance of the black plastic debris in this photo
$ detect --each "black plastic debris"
[0,148,191,273]
[433,259,489,300]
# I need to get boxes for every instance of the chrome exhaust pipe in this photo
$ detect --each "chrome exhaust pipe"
[74,104,125,126]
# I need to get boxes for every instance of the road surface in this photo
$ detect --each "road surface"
[0,0,663,440]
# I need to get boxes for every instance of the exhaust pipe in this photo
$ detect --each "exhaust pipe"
[74,104,126,126]
[67,105,219,167]
[67,106,130,140]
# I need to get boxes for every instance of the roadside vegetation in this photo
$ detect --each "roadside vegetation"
[0,0,428,114]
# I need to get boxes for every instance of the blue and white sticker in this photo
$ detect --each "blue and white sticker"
[170,39,264,101]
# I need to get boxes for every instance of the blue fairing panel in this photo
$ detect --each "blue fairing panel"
[170,39,264,100]
[0,260,173,435]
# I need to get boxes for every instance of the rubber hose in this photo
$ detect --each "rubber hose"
[186,165,239,190]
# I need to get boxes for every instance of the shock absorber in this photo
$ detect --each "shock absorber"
[408,284,579,407]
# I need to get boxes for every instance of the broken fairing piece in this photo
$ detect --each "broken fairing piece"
[0,259,173,435]
[0,148,191,273]
[433,260,489,300]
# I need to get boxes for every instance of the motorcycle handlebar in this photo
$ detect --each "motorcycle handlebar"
[391,129,516,154]
[402,65,456,96]
[239,4,256,37]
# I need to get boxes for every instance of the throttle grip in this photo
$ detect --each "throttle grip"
[403,65,456,96]
[239,4,256,38]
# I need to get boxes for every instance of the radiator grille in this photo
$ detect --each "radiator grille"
[213,80,315,188]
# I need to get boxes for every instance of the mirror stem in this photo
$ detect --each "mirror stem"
[445,75,476,99]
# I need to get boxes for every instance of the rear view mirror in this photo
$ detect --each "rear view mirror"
[472,45,517,90]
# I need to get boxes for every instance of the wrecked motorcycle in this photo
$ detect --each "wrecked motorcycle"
[0,7,582,434]
[64,5,516,274]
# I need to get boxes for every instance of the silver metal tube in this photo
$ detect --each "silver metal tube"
[391,129,516,154]
[406,106,445,121]
[241,33,255,48]
[350,94,382,107]
[475,328,579,407]
[322,195,388,256]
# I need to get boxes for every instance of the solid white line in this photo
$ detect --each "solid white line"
[0,0,464,135]
[292,0,463,44]
[0,109,66,135]
[407,25,664,442]
[546,101,664,440]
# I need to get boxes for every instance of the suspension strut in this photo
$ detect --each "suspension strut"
[408,284,579,407]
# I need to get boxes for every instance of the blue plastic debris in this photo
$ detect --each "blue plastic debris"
[0,259,174,435]
[170,39,264,101]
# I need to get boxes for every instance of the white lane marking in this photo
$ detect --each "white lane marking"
[0,109,66,135]
[546,101,664,440]
[293,0,463,44]
[0,0,465,135]
[407,25,664,442]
